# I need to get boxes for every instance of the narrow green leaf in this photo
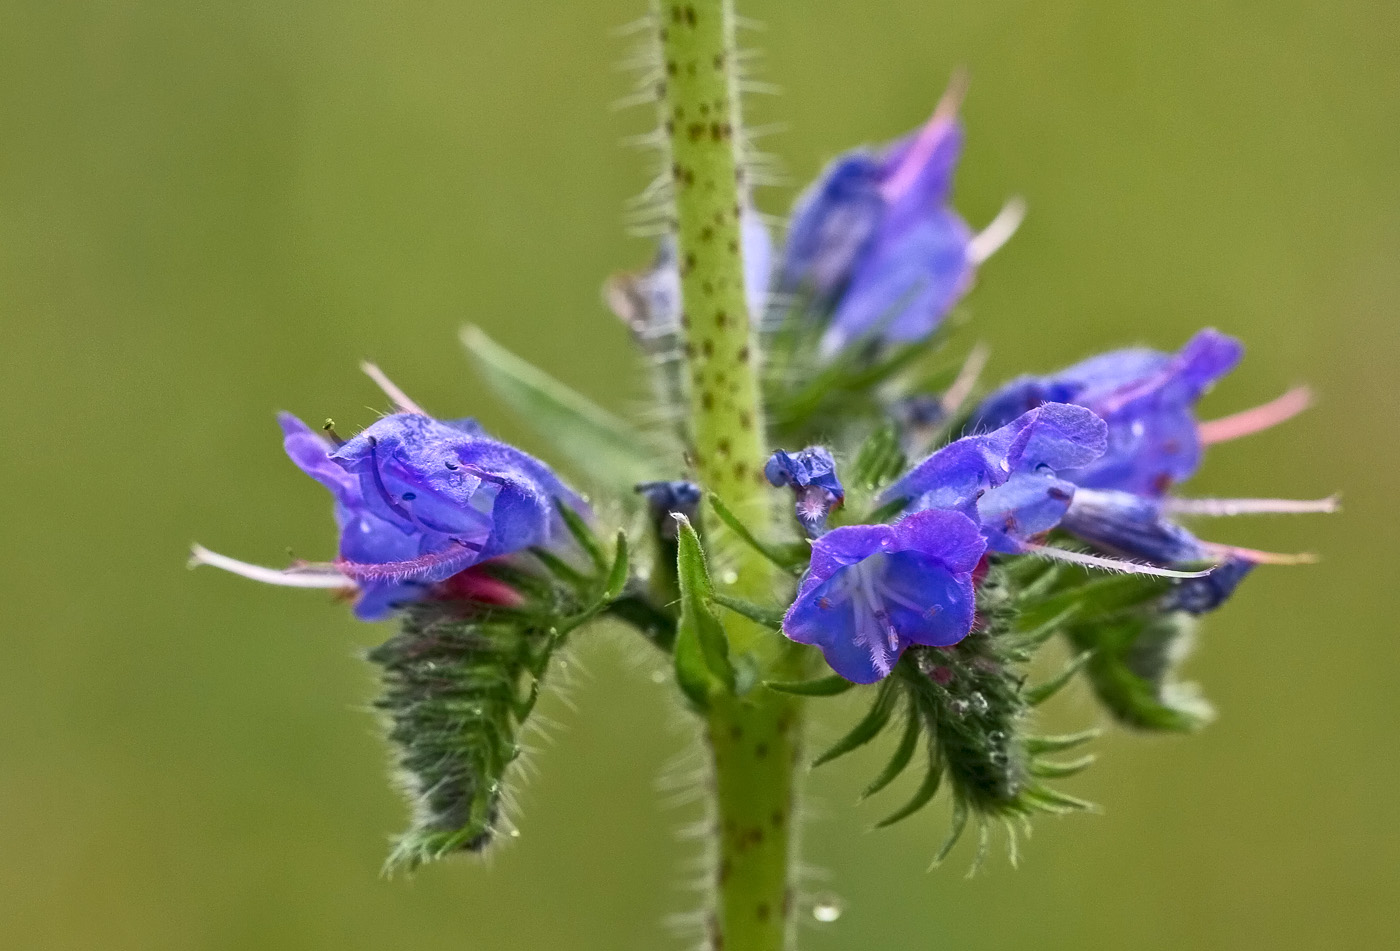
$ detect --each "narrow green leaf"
[965,821,992,878]
[462,325,661,486]
[1013,604,1080,649]
[1024,728,1101,755]
[764,674,855,697]
[1029,755,1097,779]
[711,590,785,630]
[1026,786,1098,814]
[851,422,906,490]
[530,547,588,590]
[812,680,896,768]
[602,531,630,602]
[556,500,605,572]
[673,619,714,710]
[875,757,943,828]
[675,516,735,690]
[1025,650,1094,706]
[862,713,922,800]
[928,800,969,869]
[1021,572,1173,631]
[707,493,806,574]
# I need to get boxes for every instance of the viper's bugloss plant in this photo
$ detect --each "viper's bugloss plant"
[191,2,1337,949]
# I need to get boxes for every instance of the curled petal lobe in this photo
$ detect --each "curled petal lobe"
[883,403,1106,551]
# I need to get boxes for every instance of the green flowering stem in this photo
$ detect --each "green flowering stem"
[658,2,802,948]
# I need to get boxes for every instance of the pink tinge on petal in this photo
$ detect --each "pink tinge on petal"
[433,564,527,608]
[1198,386,1312,445]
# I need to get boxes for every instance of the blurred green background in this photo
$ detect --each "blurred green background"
[3,1,1396,949]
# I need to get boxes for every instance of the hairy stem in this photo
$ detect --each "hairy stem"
[706,690,802,951]
[657,2,803,949]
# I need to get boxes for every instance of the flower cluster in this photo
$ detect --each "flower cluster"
[191,57,1334,873]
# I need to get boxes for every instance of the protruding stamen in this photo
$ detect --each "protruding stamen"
[879,71,967,204]
[335,539,483,582]
[1202,543,1318,566]
[967,197,1026,265]
[1198,386,1312,445]
[322,418,345,446]
[1023,543,1213,579]
[941,342,991,416]
[188,544,353,588]
[1165,495,1339,517]
[361,361,429,416]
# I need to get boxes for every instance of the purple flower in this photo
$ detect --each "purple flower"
[1165,558,1256,615]
[765,446,845,534]
[783,509,987,683]
[970,329,1245,497]
[1058,488,1211,565]
[883,403,1108,553]
[779,84,1001,356]
[195,412,586,620]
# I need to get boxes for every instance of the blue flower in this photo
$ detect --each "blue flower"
[765,446,845,534]
[783,509,987,683]
[636,480,703,540]
[195,412,586,620]
[606,210,773,342]
[883,403,1108,553]
[970,329,1244,497]
[778,84,1003,356]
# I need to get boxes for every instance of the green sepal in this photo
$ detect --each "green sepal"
[850,422,908,492]
[672,516,735,703]
[530,546,589,591]
[875,755,943,828]
[711,590,785,630]
[707,493,808,574]
[1024,728,1101,755]
[763,673,854,697]
[928,800,969,869]
[1018,571,1173,633]
[556,499,606,573]
[601,531,630,602]
[862,712,922,800]
[462,325,661,487]
[1068,610,1215,732]
[1029,755,1096,779]
[812,679,896,768]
